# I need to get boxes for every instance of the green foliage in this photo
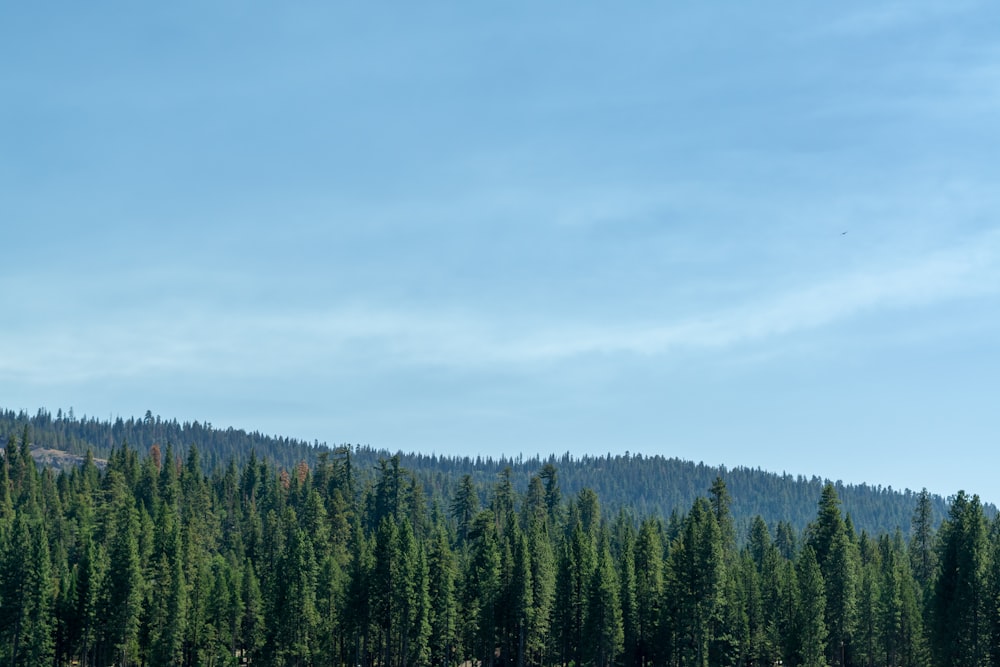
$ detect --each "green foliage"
[3,407,966,538]
[665,497,723,667]
[932,490,990,667]
[2,422,999,667]
[796,546,828,667]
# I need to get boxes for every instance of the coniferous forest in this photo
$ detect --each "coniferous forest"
[0,408,957,538]
[2,420,1000,667]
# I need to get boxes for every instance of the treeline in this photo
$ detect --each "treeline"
[1,427,998,667]
[0,408,323,474]
[384,451,949,540]
[1,407,957,536]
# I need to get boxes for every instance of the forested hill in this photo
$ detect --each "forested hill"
[387,451,956,539]
[0,407,324,474]
[0,407,963,536]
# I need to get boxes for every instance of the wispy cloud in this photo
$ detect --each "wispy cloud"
[3,230,997,385]
[491,230,1000,361]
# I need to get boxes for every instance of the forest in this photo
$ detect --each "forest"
[0,408,957,537]
[1,422,998,667]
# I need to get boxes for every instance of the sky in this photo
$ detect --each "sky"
[3,2,1000,502]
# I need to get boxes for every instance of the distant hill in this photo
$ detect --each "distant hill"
[1,406,970,538]
[0,407,323,473]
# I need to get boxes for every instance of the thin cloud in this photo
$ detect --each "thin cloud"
[3,230,998,384]
[506,230,1000,360]
[241,230,976,370]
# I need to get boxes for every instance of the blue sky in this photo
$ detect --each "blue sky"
[3,2,1000,502]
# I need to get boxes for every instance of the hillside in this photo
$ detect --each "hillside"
[4,407,987,667]
[1,406,962,536]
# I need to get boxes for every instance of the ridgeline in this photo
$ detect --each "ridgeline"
[1,407,962,537]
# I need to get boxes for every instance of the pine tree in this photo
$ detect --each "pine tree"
[910,488,937,591]
[463,511,501,667]
[539,463,563,527]
[634,518,663,667]
[427,523,457,667]
[373,456,409,528]
[97,471,144,667]
[709,477,736,552]
[205,555,242,665]
[665,497,723,667]
[525,513,555,667]
[0,445,13,540]
[775,557,799,666]
[1,511,55,666]
[240,559,266,665]
[712,562,748,667]
[399,520,431,667]
[854,552,880,667]
[148,503,187,667]
[509,528,533,667]
[615,518,638,667]
[553,537,575,667]
[72,532,101,666]
[796,546,828,667]
[451,474,479,544]
[931,490,989,666]
[775,520,797,560]
[567,520,597,667]
[345,524,373,667]
[737,550,771,667]
[584,532,623,667]
[808,482,857,667]
[274,515,320,666]
[315,552,345,665]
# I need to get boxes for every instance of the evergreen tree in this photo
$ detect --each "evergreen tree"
[316,552,345,666]
[509,527,534,667]
[274,515,320,666]
[567,519,597,667]
[552,537,575,667]
[808,482,857,667]
[775,557,800,666]
[1,511,55,666]
[100,471,144,667]
[0,429,986,667]
[240,559,266,665]
[584,532,623,667]
[709,476,736,552]
[665,497,723,667]
[345,523,374,667]
[854,551,880,667]
[910,488,937,590]
[931,490,990,667]
[615,518,638,667]
[775,520,798,560]
[463,511,501,667]
[427,523,457,667]
[525,513,555,667]
[399,520,431,667]
[737,550,771,667]
[633,517,663,667]
[796,545,828,667]
[450,474,479,544]
[148,503,187,667]
[539,463,563,527]
[72,532,101,666]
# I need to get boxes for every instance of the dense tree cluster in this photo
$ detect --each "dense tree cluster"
[1,425,998,667]
[2,408,959,537]
[0,408,324,476]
